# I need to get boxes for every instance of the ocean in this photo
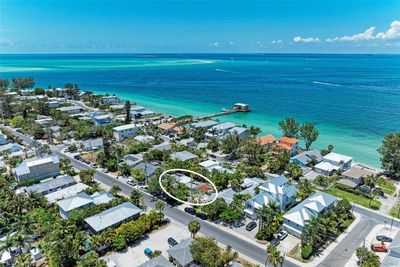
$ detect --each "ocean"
[1,53,400,168]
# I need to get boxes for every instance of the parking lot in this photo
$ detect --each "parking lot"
[102,219,191,267]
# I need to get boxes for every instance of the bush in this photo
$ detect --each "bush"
[301,245,313,259]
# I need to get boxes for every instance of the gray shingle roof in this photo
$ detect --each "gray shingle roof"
[25,175,75,195]
[14,156,60,176]
[291,150,322,165]
[138,255,174,267]
[134,163,157,177]
[170,151,198,162]
[84,202,141,233]
[57,192,93,212]
[167,238,193,266]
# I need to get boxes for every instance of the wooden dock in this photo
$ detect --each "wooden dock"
[197,109,238,120]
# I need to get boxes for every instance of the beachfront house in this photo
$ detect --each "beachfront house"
[283,191,337,237]
[113,123,139,142]
[12,156,60,182]
[190,120,218,129]
[24,175,76,195]
[167,238,194,267]
[56,105,83,115]
[290,150,323,167]
[245,175,297,219]
[57,191,115,219]
[256,134,277,149]
[205,122,236,140]
[101,95,120,105]
[314,152,353,176]
[229,126,249,139]
[277,137,299,155]
[158,122,182,135]
[81,137,104,151]
[84,202,141,234]
[338,165,375,189]
[0,130,8,145]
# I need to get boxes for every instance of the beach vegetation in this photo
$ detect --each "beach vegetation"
[221,133,241,159]
[188,219,201,237]
[267,244,285,267]
[377,132,400,179]
[256,202,283,241]
[299,123,319,150]
[279,118,300,138]
[295,180,315,201]
[11,77,35,89]
[124,100,131,123]
[0,78,9,89]
[356,246,380,267]
[325,184,381,209]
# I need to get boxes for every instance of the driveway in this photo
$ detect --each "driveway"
[102,219,191,267]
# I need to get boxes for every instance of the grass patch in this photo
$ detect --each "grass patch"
[287,244,309,263]
[390,196,400,219]
[325,185,381,210]
[377,177,396,196]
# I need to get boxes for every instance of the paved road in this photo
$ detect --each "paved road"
[3,125,400,267]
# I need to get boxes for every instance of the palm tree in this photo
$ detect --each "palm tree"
[295,180,315,201]
[155,200,166,221]
[363,175,378,188]
[16,252,32,267]
[266,244,284,267]
[188,219,201,238]
[301,217,326,249]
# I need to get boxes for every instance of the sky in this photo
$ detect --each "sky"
[0,0,399,54]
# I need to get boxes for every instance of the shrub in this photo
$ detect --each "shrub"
[301,245,313,259]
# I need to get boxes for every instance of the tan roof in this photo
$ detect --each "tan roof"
[277,143,292,151]
[158,122,177,131]
[256,134,276,145]
[279,136,299,144]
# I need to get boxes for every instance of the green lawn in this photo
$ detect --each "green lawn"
[325,186,381,210]
[377,178,396,196]
[390,196,400,219]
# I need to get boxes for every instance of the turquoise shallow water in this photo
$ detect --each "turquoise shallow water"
[1,53,400,168]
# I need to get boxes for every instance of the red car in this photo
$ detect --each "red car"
[370,244,388,252]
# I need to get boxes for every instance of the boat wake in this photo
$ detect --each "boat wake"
[313,81,343,87]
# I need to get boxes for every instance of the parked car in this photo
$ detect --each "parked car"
[195,212,208,220]
[73,155,81,160]
[245,221,257,231]
[373,187,384,197]
[144,248,152,257]
[277,230,288,240]
[91,163,98,168]
[270,238,280,246]
[376,235,393,242]
[168,237,178,246]
[184,207,196,215]
[371,244,388,252]
[210,154,217,159]
[126,180,136,186]
[358,185,371,193]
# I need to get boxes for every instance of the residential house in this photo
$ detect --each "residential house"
[81,138,104,151]
[85,202,141,234]
[314,152,353,176]
[134,135,155,142]
[167,238,194,267]
[12,156,60,182]
[152,142,172,151]
[381,230,400,267]
[190,120,218,129]
[101,95,120,105]
[171,151,198,162]
[123,154,144,166]
[199,160,233,173]
[229,126,248,139]
[158,122,182,135]
[57,191,115,219]
[45,183,89,203]
[205,122,236,139]
[138,255,174,267]
[130,105,158,119]
[283,191,337,237]
[245,175,297,219]
[25,175,76,195]
[0,143,21,154]
[0,130,7,145]
[290,150,323,167]
[113,124,139,142]
[133,162,157,177]
[256,134,276,149]
[35,115,53,126]
[56,105,83,115]
[277,137,299,155]
[338,166,375,189]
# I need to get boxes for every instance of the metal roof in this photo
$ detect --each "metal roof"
[25,175,75,195]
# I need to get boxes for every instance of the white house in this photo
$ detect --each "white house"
[205,122,236,139]
[283,191,337,237]
[190,120,218,129]
[314,152,353,176]
[199,160,233,173]
[245,175,297,219]
[0,130,8,145]
[113,124,139,142]
[12,156,60,182]
[81,138,104,151]
[0,143,21,154]
[101,95,120,105]
[56,105,83,115]
[229,127,248,139]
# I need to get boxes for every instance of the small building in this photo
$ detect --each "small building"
[152,142,172,151]
[245,175,297,219]
[290,150,323,167]
[85,202,141,234]
[158,122,182,135]
[13,156,60,182]
[322,152,353,171]
[134,135,155,143]
[229,126,248,139]
[283,191,337,237]
[113,124,139,142]
[338,166,375,189]
[0,130,8,145]
[256,134,276,149]
[133,162,157,177]
[56,105,83,115]
[123,154,144,166]
[171,151,198,162]
[101,95,120,105]
[30,247,42,261]
[167,238,194,267]
[93,114,113,125]
[138,255,174,267]
[0,251,12,266]
[0,143,22,154]
[81,138,104,151]
[199,160,233,173]
[45,183,89,203]
[35,116,53,126]
[381,230,400,267]
[277,137,299,155]
[205,122,236,139]
[233,103,250,112]
[313,161,338,176]
[25,175,76,195]
[190,120,218,129]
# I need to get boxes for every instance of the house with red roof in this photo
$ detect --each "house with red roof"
[256,134,277,149]
[277,137,299,155]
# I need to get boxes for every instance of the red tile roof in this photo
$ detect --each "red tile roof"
[279,136,299,144]
[256,134,276,145]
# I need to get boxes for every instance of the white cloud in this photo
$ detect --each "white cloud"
[293,36,320,43]
[376,20,400,40]
[326,20,400,42]
[271,40,283,44]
